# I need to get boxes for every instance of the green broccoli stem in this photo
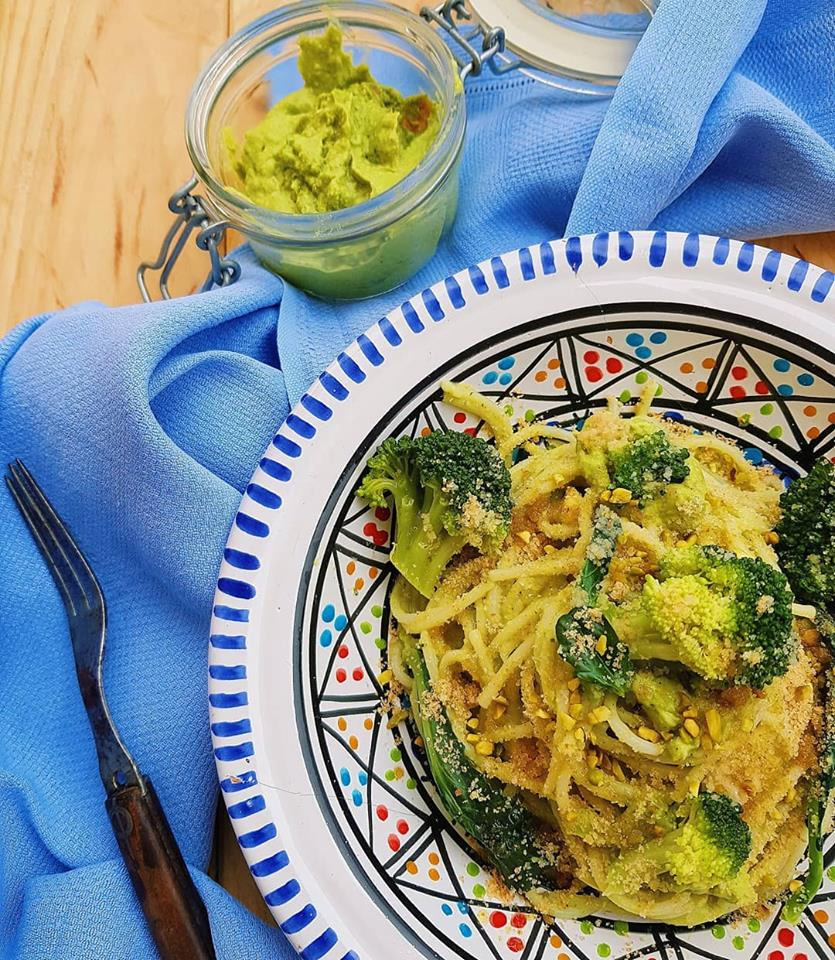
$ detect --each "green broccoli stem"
[624,637,682,664]
[386,482,466,599]
[596,607,681,663]
[403,637,553,891]
[606,601,673,664]
[783,663,835,923]
[630,670,682,732]
[391,528,466,599]
[782,788,825,924]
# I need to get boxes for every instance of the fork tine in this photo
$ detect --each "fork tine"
[5,473,80,617]
[10,461,99,608]
[13,460,104,603]
[14,461,106,612]
[8,461,102,612]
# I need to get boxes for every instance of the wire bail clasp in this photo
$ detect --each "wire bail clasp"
[421,2,520,80]
[137,175,241,302]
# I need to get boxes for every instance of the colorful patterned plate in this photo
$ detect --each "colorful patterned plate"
[209,231,835,960]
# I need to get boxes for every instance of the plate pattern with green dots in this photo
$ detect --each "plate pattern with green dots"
[210,233,835,960]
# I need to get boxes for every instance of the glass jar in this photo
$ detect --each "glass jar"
[469,0,658,86]
[185,1,466,301]
[141,1,659,303]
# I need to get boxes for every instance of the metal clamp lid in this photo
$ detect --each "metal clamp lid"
[136,176,241,302]
[420,1,521,79]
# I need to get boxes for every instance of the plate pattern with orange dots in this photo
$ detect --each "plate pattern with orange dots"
[297,308,835,960]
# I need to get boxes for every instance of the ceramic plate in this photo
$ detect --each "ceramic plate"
[209,231,835,960]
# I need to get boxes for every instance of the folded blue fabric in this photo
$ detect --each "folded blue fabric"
[1,1,833,956]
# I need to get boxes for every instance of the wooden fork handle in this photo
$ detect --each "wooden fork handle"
[106,777,217,960]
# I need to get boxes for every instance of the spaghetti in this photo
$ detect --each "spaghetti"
[380,381,830,925]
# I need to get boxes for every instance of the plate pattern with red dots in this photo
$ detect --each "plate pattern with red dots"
[301,311,835,960]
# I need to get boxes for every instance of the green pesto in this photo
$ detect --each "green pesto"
[228,24,440,214]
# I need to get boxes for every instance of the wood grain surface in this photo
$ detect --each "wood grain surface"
[2,1,835,334]
[2,0,833,928]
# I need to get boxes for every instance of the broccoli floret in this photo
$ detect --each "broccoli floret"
[611,545,795,688]
[356,431,511,597]
[666,545,795,687]
[556,506,634,696]
[630,670,683,732]
[607,792,752,897]
[776,458,835,627]
[404,636,555,891]
[607,429,690,504]
[614,574,737,681]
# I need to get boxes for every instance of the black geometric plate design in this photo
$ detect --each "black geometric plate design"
[210,233,835,960]
[300,307,835,960]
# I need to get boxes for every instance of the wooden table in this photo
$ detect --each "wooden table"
[3,0,835,335]
[2,0,834,928]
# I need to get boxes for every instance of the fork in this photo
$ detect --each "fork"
[6,460,217,960]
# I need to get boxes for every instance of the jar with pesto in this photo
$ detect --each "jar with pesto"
[186,1,465,300]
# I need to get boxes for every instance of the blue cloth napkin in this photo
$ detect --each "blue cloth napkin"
[2,1,833,956]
